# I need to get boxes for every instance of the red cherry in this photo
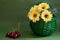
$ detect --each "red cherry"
[6,32,10,37]
[13,34,18,38]
[6,32,12,37]
[17,33,20,37]
[9,32,14,38]
[15,31,21,37]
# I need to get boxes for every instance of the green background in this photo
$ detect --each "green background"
[0,0,60,40]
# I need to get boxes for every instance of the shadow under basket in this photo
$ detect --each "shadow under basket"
[30,14,57,36]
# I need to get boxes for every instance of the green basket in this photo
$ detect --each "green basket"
[30,14,57,36]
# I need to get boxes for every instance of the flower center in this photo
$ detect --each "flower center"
[42,7,45,9]
[45,14,48,18]
[33,14,37,18]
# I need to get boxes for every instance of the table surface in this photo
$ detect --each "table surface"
[0,31,60,40]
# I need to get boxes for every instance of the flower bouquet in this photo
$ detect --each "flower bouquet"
[27,2,57,36]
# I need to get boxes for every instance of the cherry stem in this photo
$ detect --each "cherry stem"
[17,22,20,31]
[11,22,20,32]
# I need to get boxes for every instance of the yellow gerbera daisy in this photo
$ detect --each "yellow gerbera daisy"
[41,10,52,23]
[27,5,40,23]
[38,3,50,11]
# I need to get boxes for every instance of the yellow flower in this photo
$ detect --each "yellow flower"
[41,10,52,23]
[27,5,40,23]
[38,3,50,11]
